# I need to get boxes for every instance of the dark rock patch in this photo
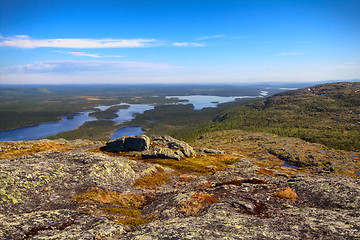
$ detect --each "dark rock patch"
[105,135,150,152]
[105,135,196,160]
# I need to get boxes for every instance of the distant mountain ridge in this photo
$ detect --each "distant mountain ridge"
[205,82,360,151]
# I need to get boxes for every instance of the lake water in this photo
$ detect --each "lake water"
[0,104,154,141]
[0,94,262,141]
[167,93,267,110]
[111,126,144,139]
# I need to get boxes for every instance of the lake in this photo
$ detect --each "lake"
[111,126,144,139]
[167,93,267,110]
[0,94,263,141]
[0,104,153,141]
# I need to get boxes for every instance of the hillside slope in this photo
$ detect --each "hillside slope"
[203,82,360,151]
[1,133,359,239]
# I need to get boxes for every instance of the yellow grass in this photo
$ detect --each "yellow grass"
[72,187,145,209]
[0,142,77,160]
[275,187,298,200]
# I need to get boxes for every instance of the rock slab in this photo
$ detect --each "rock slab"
[105,135,150,152]
[105,135,196,160]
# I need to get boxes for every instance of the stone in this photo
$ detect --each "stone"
[0,210,127,240]
[199,147,225,154]
[124,135,150,151]
[142,147,181,161]
[105,135,150,152]
[105,138,125,152]
[151,135,196,157]
[288,174,360,210]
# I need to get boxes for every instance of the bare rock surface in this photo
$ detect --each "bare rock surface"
[105,135,151,152]
[1,133,360,239]
[105,135,196,160]
[0,209,127,240]
[0,148,162,215]
[288,174,360,209]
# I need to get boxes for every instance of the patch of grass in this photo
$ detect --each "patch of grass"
[117,218,146,227]
[177,192,219,216]
[0,142,77,160]
[101,207,141,217]
[72,187,154,227]
[133,167,169,189]
[275,187,298,200]
[257,168,275,176]
[141,154,240,175]
[72,187,145,209]
[194,130,360,178]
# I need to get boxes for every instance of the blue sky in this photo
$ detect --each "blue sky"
[0,0,359,84]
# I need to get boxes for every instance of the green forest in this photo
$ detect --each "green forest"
[193,82,360,151]
[1,82,359,152]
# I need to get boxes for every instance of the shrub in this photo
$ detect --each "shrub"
[101,207,141,217]
[72,187,145,209]
[133,167,169,189]
[275,187,298,200]
[177,193,219,216]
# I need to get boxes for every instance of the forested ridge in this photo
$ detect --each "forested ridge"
[196,82,360,151]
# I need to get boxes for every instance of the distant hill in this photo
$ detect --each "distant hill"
[203,82,360,151]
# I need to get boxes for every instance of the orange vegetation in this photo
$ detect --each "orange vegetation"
[0,142,77,160]
[275,187,298,200]
[177,192,219,216]
[133,167,169,189]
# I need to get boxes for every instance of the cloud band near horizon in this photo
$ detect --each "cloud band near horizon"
[3,60,181,74]
[0,35,210,49]
[0,35,157,48]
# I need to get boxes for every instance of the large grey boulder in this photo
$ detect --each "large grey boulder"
[124,135,150,151]
[150,135,196,158]
[105,135,195,160]
[105,135,150,152]
[142,147,182,161]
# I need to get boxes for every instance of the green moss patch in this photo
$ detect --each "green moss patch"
[133,167,169,189]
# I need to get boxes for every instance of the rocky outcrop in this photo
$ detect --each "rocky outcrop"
[1,133,360,239]
[199,147,225,154]
[124,175,360,240]
[124,203,360,240]
[0,149,162,215]
[142,146,183,161]
[0,210,127,240]
[288,174,360,209]
[151,135,196,157]
[105,135,150,152]
[105,135,196,160]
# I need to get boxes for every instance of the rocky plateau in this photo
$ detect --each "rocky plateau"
[1,132,360,239]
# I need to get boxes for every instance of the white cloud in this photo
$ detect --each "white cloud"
[172,42,205,47]
[196,35,224,40]
[276,52,305,56]
[106,55,127,58]
[172,42,189,47]
[336,64,360,69]
[3,60,180,74]
[0,35,156,48]
[67,52,101,58]
[52,50,126,58]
